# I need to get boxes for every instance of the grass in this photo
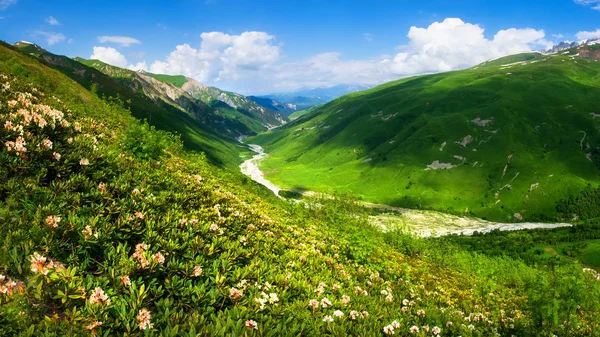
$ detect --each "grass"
[249,47,600,222]
[3,36,600,337]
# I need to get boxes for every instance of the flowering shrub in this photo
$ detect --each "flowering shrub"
[1,55,600,337]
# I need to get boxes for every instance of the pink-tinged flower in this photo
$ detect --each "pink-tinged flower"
[193,174,202,184]
[154,252,165,264]
[386,294,394,302]
[446,321,453,327]
[391,321,401,329]
[193,266,203,277]
[74,122,81,132]
[308,299,319,309]
[98,183,107,191]
[423,325,430,332]
[67,137,73,144]
[417,309,425,317]
[45,215,61,228]
[247,224,255,230]
[432,326,441,335]
[332,283,340,291]
[53,152,61,161]
[137,309,153,330]
[79,158,89,166]
[121,275,131,286]
[88,287,110,305]
[401,306,408,313]
[383,325,395,335]
[209,223,220,232]
[349,310,359,320]
[239,236,247,244]
[7,100,17,108]
[4,120,13,131]
[86,321,103,333]
[42,139,52,149]
[244,320,258,330]
[132,188,140,195]
[320,297,332,308]
[323,315,334,323]
[341,295,350,305]
[230,287,243,300]
[135,211,144,220]
[29,252,48,275]
[362,311,369,318]
[409,326,419,334]
[333,310,344,318]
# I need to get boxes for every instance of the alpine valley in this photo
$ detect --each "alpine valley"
[1,4,600,336]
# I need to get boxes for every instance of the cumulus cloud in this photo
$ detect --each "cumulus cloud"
[573,0,600,10]
[96,18,556,93]
[148,31,280,82]
[90,46,129,68]
[33,31,66,46]
[576,29,600,40]
[46,16,60,25]
[0,0,16,10]
[97,35,141,47]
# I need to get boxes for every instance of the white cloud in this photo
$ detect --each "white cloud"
[576,29,600,40]
[552,34,564,39]
[128,61,148,72]
[132,18,554,94]
[148,31,280,82]
[573,0,600,10]
[97,35,141,47]
[33,31,66,46]
[45,16,60,25]
[90,46,129,68]
[89,47,150,72]
[0,0,16,10]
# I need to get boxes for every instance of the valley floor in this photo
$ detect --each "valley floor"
[241,144,574,237]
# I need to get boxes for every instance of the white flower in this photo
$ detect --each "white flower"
[323,315,334,323]
[333,310,344,318]
[410,326,419,334]
[383,325,395,335]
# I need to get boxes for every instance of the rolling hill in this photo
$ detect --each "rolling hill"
[11,41,243,167]
[3,36,600,336]
[249,45,600,222]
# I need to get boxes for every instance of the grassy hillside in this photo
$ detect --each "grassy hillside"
[289,103,325,120]
[8,42,243,168]
[3,42,600,336]
[75,58,263,137]
[249,48,600,222]
[144,72,188,88]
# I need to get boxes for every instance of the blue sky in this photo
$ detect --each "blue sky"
[1,0,599,94]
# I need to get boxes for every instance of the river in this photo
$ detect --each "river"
[240,144,573,236]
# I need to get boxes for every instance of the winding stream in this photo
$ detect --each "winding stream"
[240,144,573,236]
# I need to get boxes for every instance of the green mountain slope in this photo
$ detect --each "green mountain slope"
[288,103,325,120]
[3,38,600,336]
[141,71,288,132]
[75,58,265,136]
[249,48,600,222]
[10,41,243,168]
